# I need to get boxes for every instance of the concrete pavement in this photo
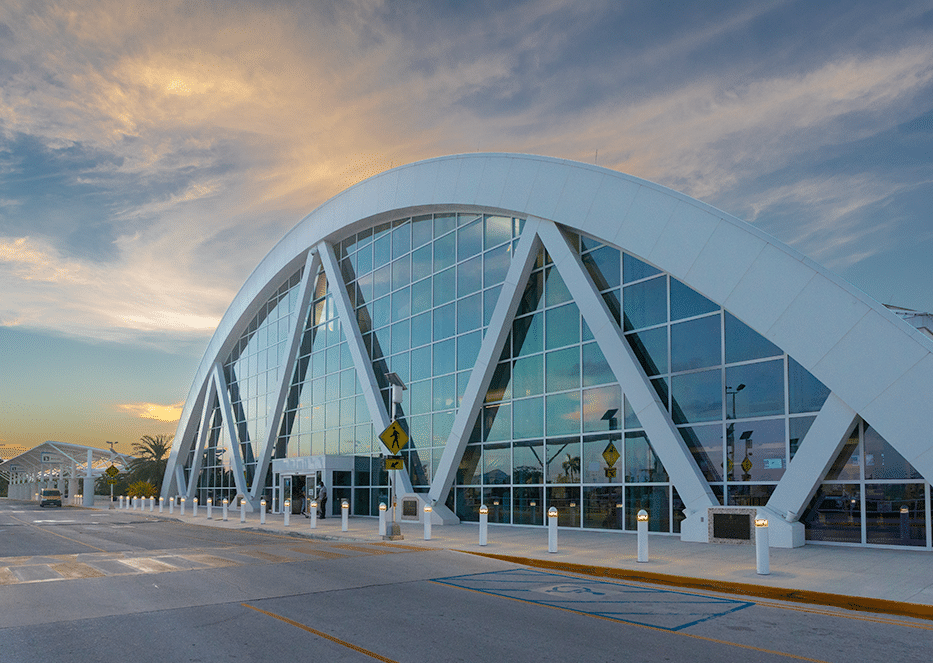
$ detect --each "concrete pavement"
[85,498,933,618]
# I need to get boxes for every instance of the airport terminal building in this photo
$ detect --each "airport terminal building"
[162,153,933,549]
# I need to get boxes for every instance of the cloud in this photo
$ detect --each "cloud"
[116,400,184,422]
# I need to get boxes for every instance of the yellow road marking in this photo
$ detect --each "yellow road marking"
[432,581,830,663]
[50,562,106,580]
[242,603,399,663]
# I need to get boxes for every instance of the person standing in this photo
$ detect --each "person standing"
[317,481,328,519]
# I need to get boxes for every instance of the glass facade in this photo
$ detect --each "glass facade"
[177,207,930,548]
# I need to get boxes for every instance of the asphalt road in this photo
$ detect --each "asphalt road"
[1,500,930,662]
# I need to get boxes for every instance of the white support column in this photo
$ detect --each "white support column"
[211,363,250,501]
[82,449,94,507]
[250,250,320,500]
[183,377,218,501]
[428,220,543,512]
[162,380,210,497]
[535,218,718,537]
[318,241,418,497]
[763,393,858,547]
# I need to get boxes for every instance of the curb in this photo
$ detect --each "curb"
[455,550,933,622]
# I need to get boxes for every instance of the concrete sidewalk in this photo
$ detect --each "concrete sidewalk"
[92,500,933,618]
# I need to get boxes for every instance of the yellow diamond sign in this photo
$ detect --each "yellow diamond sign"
[379,420,409,455]
[741,456,752,473]
[105,465,120,478]
[602,441,620,468]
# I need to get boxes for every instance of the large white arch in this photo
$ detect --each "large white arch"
[164,153,933,542]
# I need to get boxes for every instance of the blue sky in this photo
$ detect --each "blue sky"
[2,0,932,454]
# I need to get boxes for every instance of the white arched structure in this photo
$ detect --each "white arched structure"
[163,153,933,547]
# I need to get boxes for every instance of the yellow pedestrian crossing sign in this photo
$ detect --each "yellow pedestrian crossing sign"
[741,456,752,473]
[105,465,120,478]
[379,420,409,455]
[602,441,620,468]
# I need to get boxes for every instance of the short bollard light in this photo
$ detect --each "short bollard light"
[479,504,489,546]
[283,499,291,526]
[423,504,432,540]
[192,497,198,517]
[180,497,186,516]
[755,517,770,575]
[310,500,318,529]
[131,496,137,511]
[547,506,558,553]
[239,498,246,523]
[260,498,267,525]
[206,497,213,519]
[169,496,174,514]
[636,509,649,563]
[378,502,387,536]
[341,499,349,532]
[119,496,124,509]
[150,496,155,512]
[222,498,229,521]
[159,496,164,513]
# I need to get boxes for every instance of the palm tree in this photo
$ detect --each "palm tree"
[129,434,173,489]
[561,454,581,482]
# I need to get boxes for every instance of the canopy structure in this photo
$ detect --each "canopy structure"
[1,441,132,506]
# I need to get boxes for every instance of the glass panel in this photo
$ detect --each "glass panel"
[582,342,616,386]
[433,267,455,306]
[433,302,456,339]
[544,266,571,307]
[582,385,622,433]
[456,486,481,521]
[724,311,780,364]
[518,271,544,316]
[513,397,543,440]
[670,278,718,320]
[726,418,785,482]
[547,485,581,527]
[725,359,784,419]
[582,433,623,484]
[484,286,501,325]
[434,214,456,237]
[727,484,775,507]
[410,311,431,348]
[623,395,642,430]
[545,303,580,349]
[457,331,482,371]
[824,427,860,481]
[803,484,861,543]
[546,436,581,483]
[483,442,511,485]
[392,222,411,259]
[433,232,456,272]
[679,425,723,482]
[511,439,544,486]
[623,253,661,283]
[624,431,668,482]
[671,314,720,372]
[432,374,456,411]
[486,362,511,403]
[411,244,432,282]
[412,215,432,248]
[483,486,511,523]
[788,416,815,460]
[626,327,667,376]
[671,369,722,424]
[513,486,543,524]
[411,277,431,316]
[457,219,483,261]
[788,357,831,414]
[625,486,669,531]
[623,276,667,331]
[582,246,621,291]
[457,255,483,297]
[485,215,512,249]
[513,312,544,356]
[457,445,482,485]
[484,404,511,442]
[864,425,922,479]
[512,355,543,398]
[865,483,925,546]
[545,347,580,392]
[484,244,511,287]
[433,339,455,376]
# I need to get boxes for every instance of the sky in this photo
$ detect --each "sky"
[1,0,932,456]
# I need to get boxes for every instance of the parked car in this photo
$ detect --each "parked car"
[39,489,62,507]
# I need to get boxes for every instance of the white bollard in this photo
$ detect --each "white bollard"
[548,507,558,553]
[310,500,318,529]
[260,498,267,525]
[119,496,124,509]
[222,498,229,521]
[283,500,291,526]
[424,505,432,540]
[755,517,770,575]
[150,497,154,512]
[341,500,349,532]
[169,497,174,514]
[240,498,246,523]
[479,505,489,546]
[206,497,213,519]
[637,509,649,563]
[192,497,198,517]
[180,497,186,516]
[131,496,136,511]
[159,497,164,513]
[378,502,387,536]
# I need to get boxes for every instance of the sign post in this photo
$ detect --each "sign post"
[381,371,408,541]
[105,465,120,507]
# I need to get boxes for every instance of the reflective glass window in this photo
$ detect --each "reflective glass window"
[433,374,456,411]
[725,359,784,419]
[582,385,622,433]
[484,405,511,442]
[788,357,830,414]
[623,276,667,331]
[724,311,780,364]
[671,369,722,424]
[513,440,544,484]
[788,415,815,460]
[544,266,571,307]
[623,395,641,430]
[624,431,668,483]
[433,339,455,376]
[513,485,543,524]
[457,255,483,297]
[545,302,580,349]
[411,244,432,282]
[410,311,431,348]
[545,392,581,436]
[626,327,667,376]
[458,219,483,261]
[623,253,661,283]
[582,433,624,484]
[545,347,580,392]
[433,302,456,339]
[865,483,925,546]
[483,486,511,523]
[583,246,621,291]
[457,292,482,333]
[434,214,456,237]
[518,271,544,316]
[671,314,720,372]
[484,244,512,287]
[457,446,482,485]
[546,437,582,483]
[803,484,861,543]
[513,397,543,439]
[512,355,543,398]
[670,278,718,321]
[625,485,669,531]
[433,233,456,272]
[484,286,501,325]
[391,320,409,355]
[546,485,581,527]
[457,331,482,371]
[392,287,410,322]
[485,215,512,249]
[679,425,723,482]
[726,418,785,482]
[583,486,625,529]
[864,425,922,479]
[486,362,511,403]
[392,222,410,259]
[392,256,410,291]
[411,215,432,248]
[513,313,544,356]
[581,342,616,387]
[433,267,455,306]
[727,484,775,507]
[411,277,431,316]
[409,380,431,416]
